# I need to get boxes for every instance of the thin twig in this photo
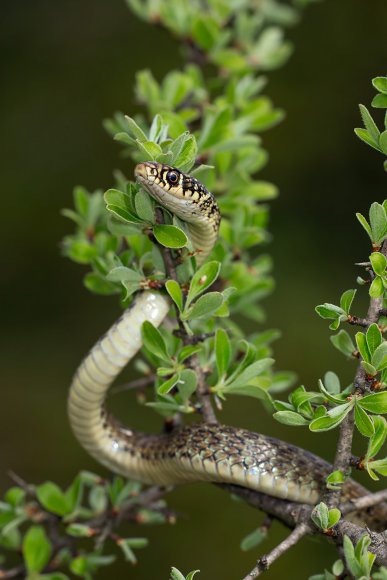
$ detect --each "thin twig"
[0,565,25,579]
[347,315,368,328]
[242,524,310,579]
[341,489,387,515]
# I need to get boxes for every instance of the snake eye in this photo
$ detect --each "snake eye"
[167,171,179,185]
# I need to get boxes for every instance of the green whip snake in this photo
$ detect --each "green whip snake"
[68,162,385,529]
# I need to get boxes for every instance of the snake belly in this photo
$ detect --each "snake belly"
[68,162,383,528]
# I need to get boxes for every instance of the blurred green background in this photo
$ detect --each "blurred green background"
[1,0,387,577]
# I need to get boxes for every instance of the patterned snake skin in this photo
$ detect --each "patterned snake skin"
[68,162,386,530]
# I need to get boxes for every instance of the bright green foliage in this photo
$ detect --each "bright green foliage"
[343,535,376,580]
[240,525,268,552]
[311,502,341,532]
[0,472,161,578]
[170,568,200,580]
[356,202,387,250]
[355,75,387,170]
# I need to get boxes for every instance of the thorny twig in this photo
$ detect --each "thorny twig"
[242,524,310,579]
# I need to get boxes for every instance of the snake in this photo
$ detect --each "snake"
[68,161,385,530]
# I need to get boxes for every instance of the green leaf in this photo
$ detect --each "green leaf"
[170,568,186,580]
[369,275,384,298]
[186,261,221,307]
[107,267,142,284]
[367,416,387,458]
[340,289,356,314]
[326,470,345,491]
[359,392,387,414]
[355,404,375,437]
[354,128,382,152]
[185,292,223,320]
[118,538,148,563]
[177,369,197,403]
[373,77,387,95]
[5,487,26,507]
[153,224,188,248]
[84,273,119,296]
[366,323,383,355]
[380,131,387,155]
[273,410,309,426]
[186,570,200,580]
[23,526,52,573]
[226,358,274,389]
[165,280,184,312]
[240,527,268,551]
[104,189,142,224]
[318,380,345,405]
[327,508,341,528]
[135,190,154,223]
[124,115,147,141]
[324,371,341,394]
[174,135,198,173]
[356,332,371,363]
[36,482,69,516]
[309,403,352,432]
[315,304,345,320]
[141,321,169,362]
[369,202,387,244]
[158,374,179,395]
[359,104,380,145]
[371,341,387,371]
[66,524,93,538]
[370,252,387,275]
[372,94,387,108]
[178,344,202,362]
[330,330,355,357]
[136,139,162,160]
[311,502,329,530]
[361,361,377,376]
[192,15,218,50]
[356,212,372,239]
[369,458,387,477]
[215,328,232,378]
[343,535,362,577]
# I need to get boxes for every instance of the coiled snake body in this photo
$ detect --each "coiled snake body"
[68,162,383,528]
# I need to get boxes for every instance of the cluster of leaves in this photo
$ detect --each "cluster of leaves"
[0,472,174,578]
[126,0,318,75]
[355,75,387,171]
[310,534,382,580]
[170,568,200,580]
[269,189,387,483]
[62,0,309,422]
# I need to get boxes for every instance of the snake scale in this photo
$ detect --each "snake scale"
[68,161,385,529]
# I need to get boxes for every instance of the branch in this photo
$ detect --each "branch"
[324,244,386,509]
[242,524,310,579]
[341,488,387,515]
[155,208,218,424]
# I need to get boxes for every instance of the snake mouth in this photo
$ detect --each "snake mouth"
[134,162,151,181]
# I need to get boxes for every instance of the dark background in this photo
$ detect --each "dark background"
[1,1,387,578]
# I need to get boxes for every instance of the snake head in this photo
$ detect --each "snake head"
[134,162,219,228]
